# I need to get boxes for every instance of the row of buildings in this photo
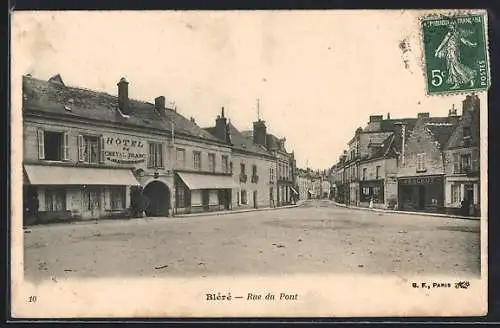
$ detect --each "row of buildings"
[22,74,297,224]
[329,94,481,217]
[296,168,331,200]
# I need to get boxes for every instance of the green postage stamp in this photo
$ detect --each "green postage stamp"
[421,13,490,95]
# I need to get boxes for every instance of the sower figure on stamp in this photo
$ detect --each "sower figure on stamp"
[434,22,477,90]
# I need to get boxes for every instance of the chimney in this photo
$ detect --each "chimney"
[253,119,267,146]
[417,112,430,119]
[155,96,165,112]
[448,104,458,117]
[369,115,383,123]
[190,117,195,123]
[393,122,407,166]
[117,77,130,115]
[215,106,229,142]
[387,112,391,120]
[462,94,480,115]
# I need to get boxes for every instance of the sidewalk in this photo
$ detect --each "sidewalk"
[330,200,481,221]
[24,201,304,229]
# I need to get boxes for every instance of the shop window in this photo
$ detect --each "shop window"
[193,151,201,170]
[38,130,69,161]
[110,187,126,210]
[241,190,248,204]
[451,184,462,204]
[416,153,426,172]
[148,142,164,168]
[176,185,186,208]
[45,189,66,212]
[176,148,186,168]
[372,187,381,202]
[208,153,216,172]
[222,155,229,173]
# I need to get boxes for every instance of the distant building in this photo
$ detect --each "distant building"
[443,95,480,216]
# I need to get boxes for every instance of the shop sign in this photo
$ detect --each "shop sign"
[398,176,442,185]
[104,136,147,164]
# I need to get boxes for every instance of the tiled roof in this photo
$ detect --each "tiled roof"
[425,124,457,149]
[23,75,223,143]
[205,123,271,157]
[363,116,460,133]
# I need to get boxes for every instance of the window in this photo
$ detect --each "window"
[208,153,215,172]
[269,167,275,181]
[222,155,229,173]
[38,130,69,161]
[241,190,248,204]
[375,166,381,179]
[148,142,164,168]
[176,148,186,168]
[416,153,426,172]
[193,151,201,170]
[451,184,462,203]
[45,189,66,211]
[83,136,99,163]
[240,163,247,183]
[230,161,233,174]
[362,168,367,180]
[372,186,381,202]
[110,187,125,210]
[176,185,187,208]
[251,165,258,183]
[460,154,472,172]
[453,153,460,173]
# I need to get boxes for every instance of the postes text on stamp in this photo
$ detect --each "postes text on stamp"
[421,13,489,95]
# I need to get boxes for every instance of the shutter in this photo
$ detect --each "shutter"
[63,132,69,160]
[148,143,154,168]
[37,129,45,160]
[160,143,165,168]
[99,135,105,163]
[77,135,84,162]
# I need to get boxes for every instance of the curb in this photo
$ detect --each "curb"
[25,203,303,229]
[330,201,481,221]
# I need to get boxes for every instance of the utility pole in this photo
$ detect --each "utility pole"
[257,98,260,120]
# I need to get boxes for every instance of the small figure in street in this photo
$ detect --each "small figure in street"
[461,196,471,216]
[369,196,374,209]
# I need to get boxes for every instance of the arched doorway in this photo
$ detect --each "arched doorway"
[143,181,171,217]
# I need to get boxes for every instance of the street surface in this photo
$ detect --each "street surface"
[23,200,481,282]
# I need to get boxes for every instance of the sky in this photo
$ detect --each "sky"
[12,10,482,170]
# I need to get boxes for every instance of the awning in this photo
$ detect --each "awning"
[177,172,239,190]
[24,165,140,186]
[290,187,299,194]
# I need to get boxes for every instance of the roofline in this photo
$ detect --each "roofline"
[231,147,275,160]
[23,108,232,148]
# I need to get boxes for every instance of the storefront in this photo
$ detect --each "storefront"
[174,172,238,214]
[23,164,140,224]
[398,175,445,213]
[359,179,384,207]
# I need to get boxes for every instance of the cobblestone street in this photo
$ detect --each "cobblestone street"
[24,200,481,282]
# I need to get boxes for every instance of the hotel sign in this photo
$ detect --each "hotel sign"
[398,175,443,185]
[104,136,146,164]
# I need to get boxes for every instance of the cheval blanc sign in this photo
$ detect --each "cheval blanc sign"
[104,136,146,164]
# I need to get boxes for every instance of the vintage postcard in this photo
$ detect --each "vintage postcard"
[10,10,488,318]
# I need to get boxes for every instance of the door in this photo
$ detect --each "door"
[418,186,425,210]
[253,191,258,209]
[82,187,101,219]
[269,187,274,207]
[202,190,209,211]
[465,185,474,215]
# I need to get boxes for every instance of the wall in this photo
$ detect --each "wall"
[443,147,480,175]
[398,122,445,177]
[231,151,275,209]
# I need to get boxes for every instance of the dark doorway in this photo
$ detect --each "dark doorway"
[253,191,258,209]
[418,186,425,210]
[202,190,209,211]
[143,181,170,217]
